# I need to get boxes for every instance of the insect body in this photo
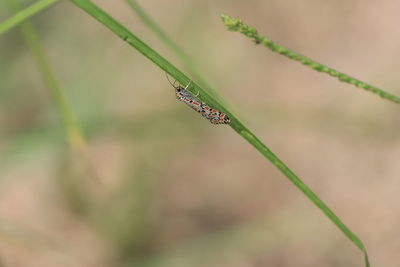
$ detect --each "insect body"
[169,77,230,125]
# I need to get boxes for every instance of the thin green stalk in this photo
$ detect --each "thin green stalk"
[69,1,369,266]
[124,0,224,104]
[221,14,400,105]
[0,0,60,36]
[7,0,86,153]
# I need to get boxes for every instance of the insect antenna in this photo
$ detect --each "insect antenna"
[165,72,180,89]
[165,73,197,95]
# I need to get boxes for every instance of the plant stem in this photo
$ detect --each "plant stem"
[0,0,61,36]
[125,0,225,104]
[7,0,86,153]
[221,14,400,105]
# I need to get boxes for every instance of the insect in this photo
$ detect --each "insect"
[166,74,230,125]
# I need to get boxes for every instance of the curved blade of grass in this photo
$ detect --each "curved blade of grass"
[221,14,400,105]
[68,1,370,266]
[124,0,226,105]
[0,0,61,36]
[6,0,86,153]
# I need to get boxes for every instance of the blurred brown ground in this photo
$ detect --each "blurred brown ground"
[0,0,399,266]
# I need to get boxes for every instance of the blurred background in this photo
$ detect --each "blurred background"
[1,0,400,266]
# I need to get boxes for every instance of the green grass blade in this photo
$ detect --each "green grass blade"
[68,1,369,266]
[0,0,60,36]
[221,14,400,105]
[124,0,224,103]
[6,0,86,153]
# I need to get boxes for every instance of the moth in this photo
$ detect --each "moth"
[167,75,230,125]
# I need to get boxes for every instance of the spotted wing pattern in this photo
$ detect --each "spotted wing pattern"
[175,87,230,125]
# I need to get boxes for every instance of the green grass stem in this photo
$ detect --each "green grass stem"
[0,0,60,36]
[221,14,400,105]
[124,0,225,104]
[6,0,86,153]
[69,1,369,266]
